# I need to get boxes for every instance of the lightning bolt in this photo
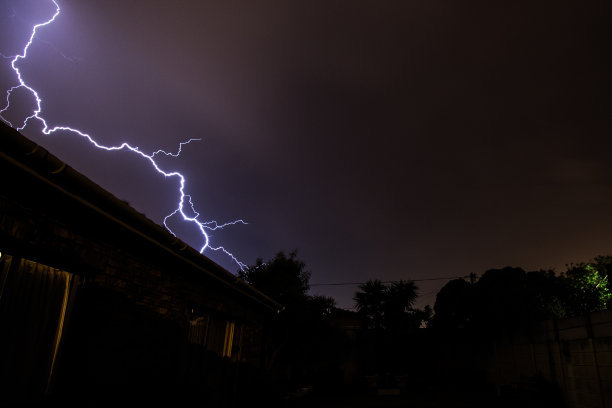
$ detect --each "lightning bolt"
[0,0,247,270]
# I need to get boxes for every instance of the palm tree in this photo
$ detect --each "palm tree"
[354,280,386,329]
[354,280,420,330]
[384,280,418,330]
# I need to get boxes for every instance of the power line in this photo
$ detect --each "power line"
[310,275,469,287]
[418,290,441,297]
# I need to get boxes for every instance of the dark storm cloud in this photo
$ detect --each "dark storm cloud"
[3,0,611,308]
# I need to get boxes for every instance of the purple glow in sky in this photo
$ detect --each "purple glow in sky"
[1,0,611,310]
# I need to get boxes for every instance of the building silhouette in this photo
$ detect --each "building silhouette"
[0,121,281,405]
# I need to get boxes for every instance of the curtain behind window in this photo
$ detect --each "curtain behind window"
[0,254,73,403]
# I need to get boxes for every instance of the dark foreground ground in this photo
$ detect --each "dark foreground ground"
[38,383,565,408]
[283,385,564,408]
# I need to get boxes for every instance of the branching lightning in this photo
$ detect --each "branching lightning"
[0,0,247,270]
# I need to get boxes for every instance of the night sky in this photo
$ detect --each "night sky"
[1,0,611,310]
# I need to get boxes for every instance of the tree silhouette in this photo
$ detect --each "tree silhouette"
[354,279,423,330]
[432,257,612,333]
[384,280,418,330]
[354,280,387,330]
[238,251,310,307]
[239,251,344,390]
[431,278,473,329]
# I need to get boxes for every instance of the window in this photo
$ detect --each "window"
[222,321,235,358]
[0,253,78,398]
[187,315,210,346]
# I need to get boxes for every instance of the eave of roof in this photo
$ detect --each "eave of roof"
[0,121,282,313]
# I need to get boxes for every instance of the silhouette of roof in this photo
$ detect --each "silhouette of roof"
[0,121,281,312]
